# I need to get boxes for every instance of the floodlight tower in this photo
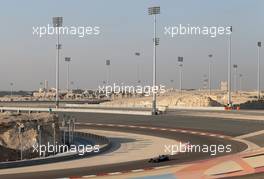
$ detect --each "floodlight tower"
[170,79,174,88]
[10,82,13,98]
[52,17,63,108]
[233,64,238,93]
[208,54,213,95]
[239,74,243,92]
[135,52,141,84]
[148,6,160,115]
[106,60,111,85]
[203,74,209,90]
[65,57,71,92]
[257,42,262,100]
[70,81,74,90]
[178,57,183,95]
[227,26,233,107]
[40,82,43,89]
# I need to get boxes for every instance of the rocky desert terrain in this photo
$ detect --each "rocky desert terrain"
[0,112,60,162]
[103,90,264,108]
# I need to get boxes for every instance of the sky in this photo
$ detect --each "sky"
[0,0,263,91]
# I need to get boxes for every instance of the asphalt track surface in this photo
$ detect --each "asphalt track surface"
[1,111,263,179]
[71,111,264,137]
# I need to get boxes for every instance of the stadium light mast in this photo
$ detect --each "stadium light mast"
[178,57,183,95]
[135,52,141,84]
[40,81,43,89]
[148,6,160,115]
[106,60,111,86]
[257,42,262,100]
[65,57,71,92]
[227,26,232,107]
[70,81,74,90]
[233,64,238,93]
[203,74,209,90]
[170,79,174,88]
[10,82,14,98]
[52,17,63,108]
[239,74,243,92]
[208,54,213,95]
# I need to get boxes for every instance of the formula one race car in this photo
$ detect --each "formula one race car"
[148,155,170,163]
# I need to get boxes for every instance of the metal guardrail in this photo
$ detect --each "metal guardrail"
[168,106,225,111]
[0,107,152,115]
[71,131,110,145]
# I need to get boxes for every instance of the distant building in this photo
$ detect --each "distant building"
[220,81,228,91]
[33,88,56,99]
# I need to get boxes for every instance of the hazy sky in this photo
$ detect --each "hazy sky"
[0,0,263,91]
